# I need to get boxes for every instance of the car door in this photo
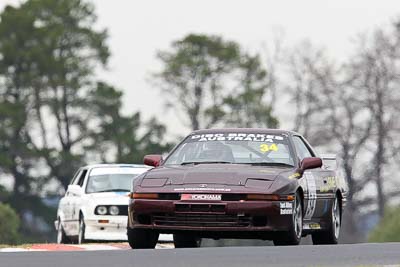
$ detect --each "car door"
[68,168,88,234]
[292,135,330,221]
[60,168,82,234]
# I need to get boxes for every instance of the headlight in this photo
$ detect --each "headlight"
[109,205,119,215]
[96,206,108,215]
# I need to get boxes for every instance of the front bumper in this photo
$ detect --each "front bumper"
[129,199,293,233]
[84,216,128,241]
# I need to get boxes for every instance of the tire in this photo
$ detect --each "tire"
[127,228,159,249]
[312,196,341,245]
[57,219,71,244]
[78,216,86,244]
[173,233,202,248]
[273,191,303,246]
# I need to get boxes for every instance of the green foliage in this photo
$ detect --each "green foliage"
[155,33,278,130]
[0,203,20,245]
[88,82,173,163]
[368,206,400,242]
[0,0,171,244]
[223,54,279,128]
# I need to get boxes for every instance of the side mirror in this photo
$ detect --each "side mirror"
[299,157,322,173]
[143,154,163,167]
[67,185,83,196]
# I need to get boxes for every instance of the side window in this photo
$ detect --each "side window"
[292,136,313,161]
[70,169,81,185]
[76,169,88,187]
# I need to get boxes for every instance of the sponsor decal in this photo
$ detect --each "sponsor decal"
[181,194,222,201]
[304,172,317,220]
[304,223,321,230]
[190,133,285,143]
[173,187,231,192]
[280,201,293,215]
[288,172,301,179]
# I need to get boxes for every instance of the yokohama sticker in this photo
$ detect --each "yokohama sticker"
[181,194,222,201]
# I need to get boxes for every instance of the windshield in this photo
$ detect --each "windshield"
[164,132,295,166]
[86,173,139,193]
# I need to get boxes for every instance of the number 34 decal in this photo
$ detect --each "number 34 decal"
[260,143,278,153]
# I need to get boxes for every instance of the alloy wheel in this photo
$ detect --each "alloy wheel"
[78,219,85,244]
[293,196,303,239]
[332,198,341,239]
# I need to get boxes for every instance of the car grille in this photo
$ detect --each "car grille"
[152,213,252,227]
[175,203,226,213]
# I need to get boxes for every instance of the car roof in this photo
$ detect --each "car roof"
[190,128,300,136]
[81,163,151,170]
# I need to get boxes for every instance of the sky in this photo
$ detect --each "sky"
[1,0,400,137]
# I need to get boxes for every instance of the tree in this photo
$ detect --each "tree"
[284,41,373,241]
[222,54,278,128]
[0,4,49,228]
[154,34,278,130]
[87,82,173,163]
[0,0,172,243]
[25,0,109,188]
[348,24,400,218]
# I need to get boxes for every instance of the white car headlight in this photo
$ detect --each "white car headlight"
[109,205,119,215]
[96,206,108,215]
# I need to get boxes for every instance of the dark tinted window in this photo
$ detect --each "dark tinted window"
[70,169,81,185]
[76,169,88,187]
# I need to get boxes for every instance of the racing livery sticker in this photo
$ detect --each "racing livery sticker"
[304,172,317,220]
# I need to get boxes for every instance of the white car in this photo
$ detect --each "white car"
[55,164,151,244]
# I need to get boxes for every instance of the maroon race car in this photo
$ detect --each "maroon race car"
[127,129,348,248]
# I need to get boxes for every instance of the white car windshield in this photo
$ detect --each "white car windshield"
[164,132,295,166]
[86,173,138,193]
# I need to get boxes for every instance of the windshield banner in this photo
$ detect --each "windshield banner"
[189,133,285,143]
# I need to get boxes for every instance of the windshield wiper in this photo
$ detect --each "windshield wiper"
[181,161,232,165]
[94,189,130,193]
[243,162,294,168]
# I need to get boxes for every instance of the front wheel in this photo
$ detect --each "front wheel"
[78,217,86,244]
[312,196,341,245]
[173,233,202,248]
[273,191,303,246]
[57,219,71,244]
[127,228,159,249]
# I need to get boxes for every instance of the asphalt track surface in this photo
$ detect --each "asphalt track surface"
[2,242,400,267]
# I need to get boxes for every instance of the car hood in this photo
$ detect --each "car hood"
[140,164,294,187]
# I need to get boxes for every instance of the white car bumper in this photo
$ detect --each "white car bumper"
[83,216,173,242]
[84,216,127,241]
